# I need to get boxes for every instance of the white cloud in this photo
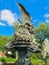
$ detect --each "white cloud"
[33,19,39,22]
[44,13,49,23]
[0,22,6,26]
[45,19,49,23]
[44,14,49,18]
[0,9,18,26]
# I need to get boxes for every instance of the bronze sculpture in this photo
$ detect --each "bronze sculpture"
[5,3,41,65]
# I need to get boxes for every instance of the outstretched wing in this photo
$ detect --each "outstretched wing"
[17,3,32,23]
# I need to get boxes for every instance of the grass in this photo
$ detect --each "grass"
[0,57,16,62]
[29,53,49,65]
[30,58,44,65]
[30,58,49,65]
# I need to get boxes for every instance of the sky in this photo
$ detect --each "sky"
[0,0,49,36]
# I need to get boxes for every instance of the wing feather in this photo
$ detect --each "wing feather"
[17,3,31,23]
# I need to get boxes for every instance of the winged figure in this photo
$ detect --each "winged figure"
[17,3,32,23]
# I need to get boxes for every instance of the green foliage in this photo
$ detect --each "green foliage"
[34,23,49,44]
[30,53,49,65]
[39,23,47,31]
[30,53,42,59]
[46,24,49,38]
[0,57,16,62]
[0,36,13,51]
[30,58,44,65]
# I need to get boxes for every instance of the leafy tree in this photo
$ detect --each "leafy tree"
[46,24,49,38]
[34,23,49,46]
